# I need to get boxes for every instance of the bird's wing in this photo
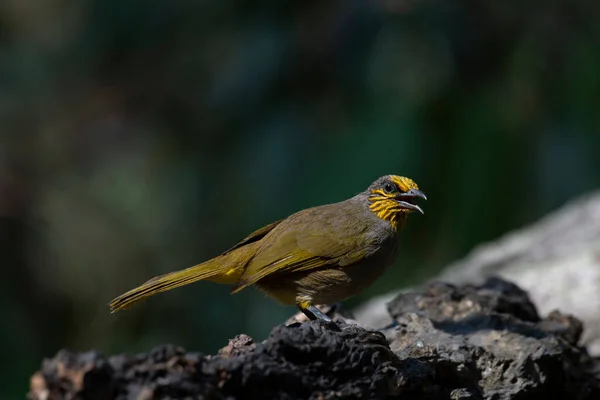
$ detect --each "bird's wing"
[230,204,373,293]
[222,219,285,255]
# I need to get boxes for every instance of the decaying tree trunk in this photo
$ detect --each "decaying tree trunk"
[29,278,600,399]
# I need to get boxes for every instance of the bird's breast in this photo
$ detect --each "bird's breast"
[364,218,402,260]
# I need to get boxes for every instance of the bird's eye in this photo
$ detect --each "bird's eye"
[383,182,395,194]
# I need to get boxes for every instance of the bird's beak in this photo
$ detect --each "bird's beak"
[395,189,427,214]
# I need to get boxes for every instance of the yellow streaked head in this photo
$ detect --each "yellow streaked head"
[367,175,426,228]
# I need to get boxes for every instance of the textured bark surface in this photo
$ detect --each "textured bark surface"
[29,278,600,400]
[356,191,600,355]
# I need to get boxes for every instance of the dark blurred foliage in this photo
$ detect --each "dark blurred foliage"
[1,0,599,397]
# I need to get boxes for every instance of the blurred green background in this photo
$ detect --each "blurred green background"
[1,0,599,397]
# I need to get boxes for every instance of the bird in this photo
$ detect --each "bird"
[108,175,426,328]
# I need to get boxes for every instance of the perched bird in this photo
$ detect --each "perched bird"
[109,175,426,327]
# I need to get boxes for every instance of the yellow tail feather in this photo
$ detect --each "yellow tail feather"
[109,261,225,312]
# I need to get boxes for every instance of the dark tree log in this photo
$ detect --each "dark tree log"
[29,278,600,400]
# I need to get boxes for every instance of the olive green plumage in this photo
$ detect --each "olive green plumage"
[109,175,426,324]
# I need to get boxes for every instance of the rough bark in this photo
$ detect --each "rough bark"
[29,278,600,400]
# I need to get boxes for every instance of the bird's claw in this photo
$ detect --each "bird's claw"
[318,319,342,332]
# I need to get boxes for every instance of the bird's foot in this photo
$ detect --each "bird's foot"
[316,318,343,332]
[300,304,342,332]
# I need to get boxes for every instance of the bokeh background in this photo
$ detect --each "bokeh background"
[2,0,600,397]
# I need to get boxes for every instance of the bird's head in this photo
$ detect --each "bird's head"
[367,175,426,228]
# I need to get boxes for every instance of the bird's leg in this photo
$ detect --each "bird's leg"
[298,302,341,332]
[303,305,333,322]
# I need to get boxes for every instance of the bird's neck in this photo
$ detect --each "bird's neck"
[388,212,407,231]
[368,198,407,231]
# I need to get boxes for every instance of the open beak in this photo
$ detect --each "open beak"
[395,189,427,214]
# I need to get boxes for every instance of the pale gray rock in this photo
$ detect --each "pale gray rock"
[355,191,600,355]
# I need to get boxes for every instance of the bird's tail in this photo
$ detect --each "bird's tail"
[109,259,228,312]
